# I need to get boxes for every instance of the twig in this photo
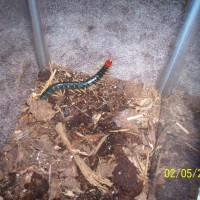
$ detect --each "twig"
[74,131,85,138]
[55,123,112,193]
[176,122,189,134]
[39,69,57,95]
[71,135,108,157]
[89,135,108,156]
[144,149,149,184]
[15,131,30,141]
[100,97,109,106]
[127,114,144,121]
[109,129,130,133]
[184,142,200,153]
[73,105,91,118]
[49,164,52,185]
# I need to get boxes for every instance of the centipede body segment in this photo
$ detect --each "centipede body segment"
[40,60,112,100]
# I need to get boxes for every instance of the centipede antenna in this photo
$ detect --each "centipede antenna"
[106,50,112,60]
[106,50,118,61]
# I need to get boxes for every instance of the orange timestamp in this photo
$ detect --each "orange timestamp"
[164,168,200,179]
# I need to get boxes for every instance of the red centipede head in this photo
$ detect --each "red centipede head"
[105,50,118,68]
[105,59,112,68]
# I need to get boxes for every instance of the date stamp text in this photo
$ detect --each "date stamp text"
[164,168,200,179]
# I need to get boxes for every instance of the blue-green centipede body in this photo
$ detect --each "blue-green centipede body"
[40,59,112,100]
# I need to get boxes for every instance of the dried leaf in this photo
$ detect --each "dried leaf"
[96,159,117,178]
[29,99,56,122]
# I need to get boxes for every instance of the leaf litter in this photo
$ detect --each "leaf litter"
[0,64,161,199]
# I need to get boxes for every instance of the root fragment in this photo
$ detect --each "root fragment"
[55,123,113,193]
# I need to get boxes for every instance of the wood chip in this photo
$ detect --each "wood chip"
[92,113,102,125]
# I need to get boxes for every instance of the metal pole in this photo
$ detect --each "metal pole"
[28,0,49,69]
[156,0,200,95]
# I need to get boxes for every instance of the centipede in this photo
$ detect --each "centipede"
[40,59,113,100]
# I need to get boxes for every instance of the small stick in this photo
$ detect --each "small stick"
[55,123,112,193]
[73,105,91,118]
[109,129,130,133]
[40,69,57,95]
[49,164,52,185]
[184,142,200,153]
[15,131,30,141]
[74,131,85,138]
[127,114,144,121]
[89,135,108,156]
[72,135,109,157]
[176,122,189,134]
[61,104,68,108]
[144,149,149,184]
[100,97,109,106]
[127,98,134,105]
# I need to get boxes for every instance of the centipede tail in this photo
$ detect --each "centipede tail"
[40,63,111,100]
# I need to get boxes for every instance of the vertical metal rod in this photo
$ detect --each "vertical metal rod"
[28,0,49,69]
[156,0,200,95]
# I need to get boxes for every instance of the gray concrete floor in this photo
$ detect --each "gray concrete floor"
[39,0,187,84]
[0,0,199,198]
[0,0,39,146]
[177,26,200,96]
